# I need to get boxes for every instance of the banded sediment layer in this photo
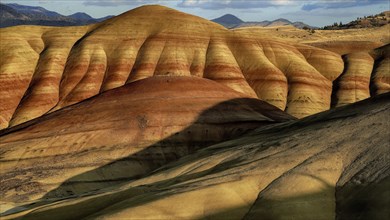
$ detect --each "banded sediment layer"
[1,5,389,219]
[1,5,389,129]
[0,76,294,206]
[2,86,389,220]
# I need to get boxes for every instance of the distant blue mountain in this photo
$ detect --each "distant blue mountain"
[0,3,114,28]
[6,3,63,18]
[211,14,243,28]
[68,12,94,20]
[212,14,317,29]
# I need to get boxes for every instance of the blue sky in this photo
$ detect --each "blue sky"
[2,0,389,26]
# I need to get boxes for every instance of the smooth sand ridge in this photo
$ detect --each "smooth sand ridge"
[2,92,389,219]
[1,5,389,129]
[0,76,295,211]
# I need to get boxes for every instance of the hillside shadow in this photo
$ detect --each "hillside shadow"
[336,176,390,220]
[331,54,349,107]
[332,54,385,107]
[369,56,384,97]
[200,177,389,220]
[15,168,388,219]
[1,97,293,217]
[3,96,388,219]
[5,172,335,220]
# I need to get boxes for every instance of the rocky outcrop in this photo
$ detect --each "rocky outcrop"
[0,76,294,205]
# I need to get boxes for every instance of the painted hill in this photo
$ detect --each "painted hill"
[212,14,316,29]
[0,3,112,27]
[0,5,389,130]
[0,5,389,219]
[1,85,389,219]
[0,76,294,208]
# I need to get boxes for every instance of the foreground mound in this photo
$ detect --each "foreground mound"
[2,5,388,129]
[0,76,293,209]
[3,92,388,219]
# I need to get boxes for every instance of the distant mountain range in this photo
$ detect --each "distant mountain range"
[0,3,113,28]
[3,3,385,30]
[211,14,317,29]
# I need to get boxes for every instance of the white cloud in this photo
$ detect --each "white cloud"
[83,0,170,6]
[177,0,297,9]
[301,0,387,11]
[84,0,385,10]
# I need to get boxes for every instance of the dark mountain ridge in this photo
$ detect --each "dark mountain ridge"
[211,14,244,28]
[68,12,93,20]
[0,3,113,27]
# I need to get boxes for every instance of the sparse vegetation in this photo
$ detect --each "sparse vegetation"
[322,11,389,30]
[303,26,316,34]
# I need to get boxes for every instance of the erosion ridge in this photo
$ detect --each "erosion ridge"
[2,91,389,219]
[1,5,389,129]
[1,5,389,219]
[0,76,294,208]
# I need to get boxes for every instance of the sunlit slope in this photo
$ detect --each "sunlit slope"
[332,44,390,107]
[3,92,388,220]
[3,5,389,129]
[0,76,294,207]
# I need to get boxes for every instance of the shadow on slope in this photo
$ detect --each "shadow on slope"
[6,160,336,219]
[3,93,389,219]
[41,98,290,200]
[199,177,389,220]
[1,93,293,217]
[12,166,390,219]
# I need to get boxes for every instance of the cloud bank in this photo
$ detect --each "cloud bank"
[82,0,387,11]
[177,0,295,9]
[301,0,387,11]
[83,0,167,6]
[82,0,296,8]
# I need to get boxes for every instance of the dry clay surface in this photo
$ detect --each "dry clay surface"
[1,5,389,129]
[0,76,294,211]
[2,91,389,220]
[234,24,389,47]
